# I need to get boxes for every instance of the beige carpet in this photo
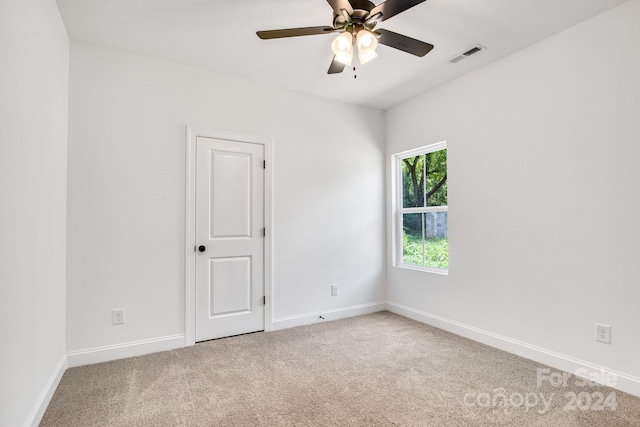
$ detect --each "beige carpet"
[41,312,640,426]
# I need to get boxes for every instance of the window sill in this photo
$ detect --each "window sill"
[394,263,449,275]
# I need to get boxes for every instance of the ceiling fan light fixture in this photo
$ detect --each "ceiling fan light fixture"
[331,32,354,65]
[257,0,433,75]
[356,30,378,65]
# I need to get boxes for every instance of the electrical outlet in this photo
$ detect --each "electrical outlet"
[112,309,125,325]
[596,323,611,344]
[331,284,338,296]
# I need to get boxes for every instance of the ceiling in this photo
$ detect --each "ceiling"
[55,0,629,110]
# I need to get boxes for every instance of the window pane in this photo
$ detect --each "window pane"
[402,213,423,265]
[423,212,448,269]
[396,144,448,272]
[402,155,424,208]
[425,149,447,207]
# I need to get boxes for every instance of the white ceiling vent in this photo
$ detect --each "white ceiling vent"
[449,45,486,64]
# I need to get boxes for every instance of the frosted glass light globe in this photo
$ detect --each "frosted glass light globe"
[331,32,354,66]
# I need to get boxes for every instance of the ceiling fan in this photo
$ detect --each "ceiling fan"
[257,0,434,74]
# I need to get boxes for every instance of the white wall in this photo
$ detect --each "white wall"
[0,0,69,425]
[386,0,640,386]
[66,42,386,353]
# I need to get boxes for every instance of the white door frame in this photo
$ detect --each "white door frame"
[185,126,273,346]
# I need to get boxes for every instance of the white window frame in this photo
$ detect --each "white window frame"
[392,141,448,275]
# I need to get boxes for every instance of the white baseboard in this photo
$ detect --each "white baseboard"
[24,354,67,427]
[386,302,640,398]
[272,302,386,331]
[67,334,185,368]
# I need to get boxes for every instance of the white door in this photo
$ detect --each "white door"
[195,136,265,341]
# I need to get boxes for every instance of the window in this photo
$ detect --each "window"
[393,142,448,274]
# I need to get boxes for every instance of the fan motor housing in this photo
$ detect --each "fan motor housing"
[333,0,376,29]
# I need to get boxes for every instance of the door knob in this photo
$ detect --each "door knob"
[198,245,206,252]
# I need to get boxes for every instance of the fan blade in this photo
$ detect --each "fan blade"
[327,0,354,16]
[376,29,433,57]
[370,0,426,22]
[257,26,337,39]
[328,57,346,74]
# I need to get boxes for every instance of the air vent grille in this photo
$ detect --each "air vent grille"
[449,45,486,64]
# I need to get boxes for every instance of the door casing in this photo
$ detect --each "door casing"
[185,126,273,346]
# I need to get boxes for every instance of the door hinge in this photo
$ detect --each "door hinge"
[263,296,266,305]
[263,160,266,169]
[263,228,266,237]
